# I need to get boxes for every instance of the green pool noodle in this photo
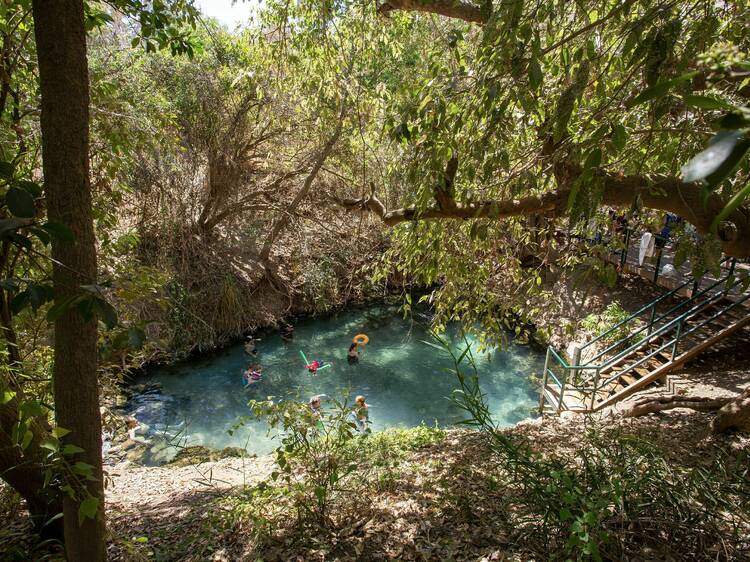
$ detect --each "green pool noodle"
[300,350,309,365]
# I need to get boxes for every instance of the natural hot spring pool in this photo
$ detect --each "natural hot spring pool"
[121,305,544,463]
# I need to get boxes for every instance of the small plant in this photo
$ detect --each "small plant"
[580,302,632,344]
[245,394,364,528]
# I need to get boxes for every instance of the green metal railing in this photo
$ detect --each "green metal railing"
[539,257,746,413]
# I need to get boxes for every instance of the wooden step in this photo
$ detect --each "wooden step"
[592,313,750,411]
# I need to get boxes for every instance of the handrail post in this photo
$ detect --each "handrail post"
[539,346,551,414]
[570,345,582,385]
[671,319,683,361]
[620,228,631,267]
[647,304,656,336]
[725,258,737,294]
[559,345,580,413]
[653,245,663,284]
[692,278,700,297]
[589,367,601,410]
[558,376,567,413]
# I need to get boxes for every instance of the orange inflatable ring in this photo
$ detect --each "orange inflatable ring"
[352,334,369,346]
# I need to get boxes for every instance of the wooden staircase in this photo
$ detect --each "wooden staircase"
[540,259,750,413]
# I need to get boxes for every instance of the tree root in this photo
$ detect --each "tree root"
[622,388,750,434]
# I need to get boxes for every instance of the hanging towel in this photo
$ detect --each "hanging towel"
[638,232,655,265]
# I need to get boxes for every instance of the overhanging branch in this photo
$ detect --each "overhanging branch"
[339,170,750,258]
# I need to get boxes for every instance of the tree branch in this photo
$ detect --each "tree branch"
[338,168,750,257]
[378,0,485,23]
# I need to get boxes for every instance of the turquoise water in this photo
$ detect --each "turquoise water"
[123,305,543,463]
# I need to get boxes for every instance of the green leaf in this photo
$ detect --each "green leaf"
[584,148,602,170]
[1,389,16,404]
[52,427,71,438]
[78,497,99,525]
[0,217,32,237]
[681,131,750,187]
[40,222,75,242]
[610,124,627,153]
[19,400,46,418]
[40,437,59,452]
[528,58,543,90]
[626,72,697,108]
[94,297,118,329]
[127,326,146,349]
[0,161,14,178]
[5,187,36,218]
[21,429,33,450]
[62,444,85,456]
[46,295,84,322]
[17,180,42,196]
[683,94,734,111]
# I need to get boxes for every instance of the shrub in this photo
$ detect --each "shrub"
[580,302,633,344]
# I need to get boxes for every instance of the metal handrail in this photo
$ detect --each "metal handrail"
[583,269,735,366]
[580,256,731,351]
[598,291,750,389]
[560,279,744,391]
[597,287,728,373]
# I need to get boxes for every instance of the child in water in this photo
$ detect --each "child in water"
[243,365,262,386]
[352,395,369,434]
[309,395,322,419]
[306,360,326,374]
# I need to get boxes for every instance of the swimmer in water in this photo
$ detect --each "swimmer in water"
[280,323,295,342]
[244,336,258,357]
[243,365,262,386]
[347,342,359,365]
[309,395,322,418]
[351,395,369,434]
[306,360,326,374]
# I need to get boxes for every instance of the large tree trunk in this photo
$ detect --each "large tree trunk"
[32,1,105,560]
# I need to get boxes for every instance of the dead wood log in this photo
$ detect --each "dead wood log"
[622,395,732,418]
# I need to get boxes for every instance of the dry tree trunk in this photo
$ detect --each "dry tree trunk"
[622,389,750,434]
[622,395,733,417]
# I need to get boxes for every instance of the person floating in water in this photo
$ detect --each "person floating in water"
[347,342,359,365]
[244,336,258,357]
[125,416,150,444]
[280,322,295,342]
[243,364,262,386]
[351,395,370,434]
[306,360,326,374]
